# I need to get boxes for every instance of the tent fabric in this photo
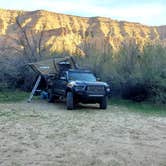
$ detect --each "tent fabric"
[29,57,76,75]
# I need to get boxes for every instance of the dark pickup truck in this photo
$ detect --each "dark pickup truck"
[47,69,110,110]
[29,57,110,110]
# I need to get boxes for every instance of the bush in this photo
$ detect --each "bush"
[1,42,166,104]
[0,55,37,91]
[75,43,166,104]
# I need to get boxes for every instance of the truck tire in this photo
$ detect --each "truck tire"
[100,96,107,109]
[48,90,54,103]
[66,92,74,110]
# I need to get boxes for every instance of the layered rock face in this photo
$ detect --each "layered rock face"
[0,9,166,55]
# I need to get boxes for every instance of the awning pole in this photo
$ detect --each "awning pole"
[27,75,42,103]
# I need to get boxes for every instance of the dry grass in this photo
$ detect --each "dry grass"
[0,100,166,166]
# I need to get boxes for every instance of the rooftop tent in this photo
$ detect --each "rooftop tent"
[28,56,77,75]
[27,56,77,102]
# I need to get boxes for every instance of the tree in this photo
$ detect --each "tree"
[1,14,47,63]
[0,14,48,90]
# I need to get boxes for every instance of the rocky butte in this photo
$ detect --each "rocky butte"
[0,9,166,56]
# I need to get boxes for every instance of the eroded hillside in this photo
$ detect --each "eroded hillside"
[0,9,166,55]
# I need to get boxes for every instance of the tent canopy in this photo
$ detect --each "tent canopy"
[29,56,77,75]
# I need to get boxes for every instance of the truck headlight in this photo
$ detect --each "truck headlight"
[106,87,110,92]
[67,82,75,88]
[75,86,85,91]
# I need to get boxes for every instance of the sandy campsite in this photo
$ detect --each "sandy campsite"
[0,101,166,166]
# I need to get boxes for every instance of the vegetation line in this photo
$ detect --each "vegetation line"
[110,98,166,115]
[0,90,165,115]
[0,90,29,102]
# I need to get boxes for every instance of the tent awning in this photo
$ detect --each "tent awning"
[28,56,76,75]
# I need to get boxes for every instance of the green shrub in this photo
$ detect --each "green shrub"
[1,42,166,105]
[75,43,166,104]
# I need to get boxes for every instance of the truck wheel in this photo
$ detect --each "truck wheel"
[100,96,107,109]
[66,92,74,110]
[48,90,54,103]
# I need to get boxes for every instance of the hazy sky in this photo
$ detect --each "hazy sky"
[0,0,165,26]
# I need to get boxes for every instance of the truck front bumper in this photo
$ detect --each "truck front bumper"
[73,91,106,103]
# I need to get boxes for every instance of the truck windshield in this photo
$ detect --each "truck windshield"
[68,72,96,82]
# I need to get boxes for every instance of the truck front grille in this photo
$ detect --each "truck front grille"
[87,85,105,93]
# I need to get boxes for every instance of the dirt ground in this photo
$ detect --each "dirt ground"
[0,100,166,166]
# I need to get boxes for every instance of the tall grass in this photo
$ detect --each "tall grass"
[110,98,166,116]
[0,90,29,102]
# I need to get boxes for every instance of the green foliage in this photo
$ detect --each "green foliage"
[76,42,166,105]
[1,39,166,105]
[0,90,29,102]
[109,98,166,116]
[140,45,166,104]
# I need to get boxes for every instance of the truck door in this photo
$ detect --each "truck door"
[57,71,67,96]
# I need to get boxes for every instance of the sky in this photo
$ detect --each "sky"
[0,0,165,26]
